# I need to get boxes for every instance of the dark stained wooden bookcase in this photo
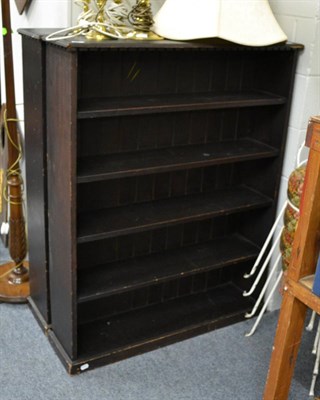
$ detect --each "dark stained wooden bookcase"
[20,29,302,374]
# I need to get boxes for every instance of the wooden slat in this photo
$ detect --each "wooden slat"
[77,139,278,183]
[77,91,286,119]
[288,278,320,315]
[264,118,320,399]
[77,186,272,243]
[264,292,308,399]
[78,234,259,302]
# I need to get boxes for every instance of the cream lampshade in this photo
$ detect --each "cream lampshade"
[153,0,287,46]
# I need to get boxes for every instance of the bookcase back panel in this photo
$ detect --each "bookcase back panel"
[77,49,294,101]
[77,164,235,212]
[77,217,233,270]
[77,107,283,158]
[78,51,245,99]
[78,110,237,156]
[77,158,279,218]
[77,262,251,325]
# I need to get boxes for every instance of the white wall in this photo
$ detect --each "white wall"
[1,0,72,119]
[270,0,320,175]
[267,0,320,310]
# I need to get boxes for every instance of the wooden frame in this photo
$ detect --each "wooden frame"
[264,116,320,399]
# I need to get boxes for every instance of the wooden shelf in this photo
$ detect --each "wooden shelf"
[78,234,258,303]
[77,139,278,183]
[77,91,286,119]
[77,186,272,243]
[77,283,253,360]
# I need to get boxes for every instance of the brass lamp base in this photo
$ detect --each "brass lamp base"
[0,261,29,303]
[86,29,112,41]
[126,30,163,40]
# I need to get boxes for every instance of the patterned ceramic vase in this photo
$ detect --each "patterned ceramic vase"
[280,165,306,270]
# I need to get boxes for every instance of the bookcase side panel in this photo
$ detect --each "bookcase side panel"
[46,45,78,359]
[22,36,50,324]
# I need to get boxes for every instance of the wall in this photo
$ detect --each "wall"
[0,0,72,230]
[267,0,320,310]
[270,0,320,176]
[1,0,72,118]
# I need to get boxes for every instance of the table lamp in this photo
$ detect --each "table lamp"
[153,0,287,46]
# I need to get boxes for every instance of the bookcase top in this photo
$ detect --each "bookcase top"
[19,28,304,52]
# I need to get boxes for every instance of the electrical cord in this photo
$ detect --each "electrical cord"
[128,0,153,32]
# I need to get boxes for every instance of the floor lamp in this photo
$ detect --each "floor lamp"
[0,0,29,303]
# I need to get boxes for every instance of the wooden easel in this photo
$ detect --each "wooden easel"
[264,115,320,399]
